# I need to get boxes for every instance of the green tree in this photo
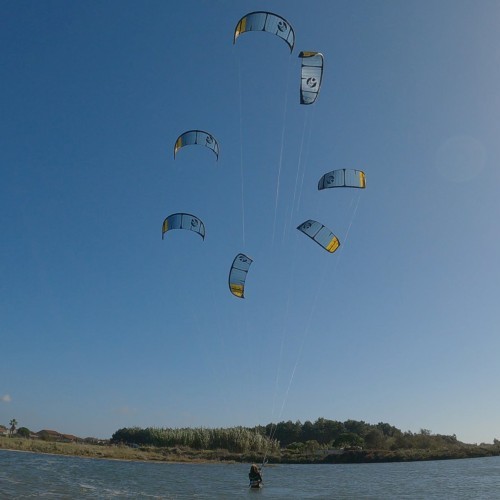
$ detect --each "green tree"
[17,427,30,438]
[301,420,314,442]
[392,431,414,449]
[272,420,302,447]
[343,419,368,437]
[333,432,364,448]
[415,429,432,448]
[9,419,18,436]
[364,429,386,449]
[376,422,401,437]
[312,418,344,445]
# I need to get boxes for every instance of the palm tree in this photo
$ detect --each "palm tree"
[9,418,18,436]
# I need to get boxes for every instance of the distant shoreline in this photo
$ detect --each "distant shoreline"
[0,437,219,463]
[0,446,209,465]
[1,436,499,465]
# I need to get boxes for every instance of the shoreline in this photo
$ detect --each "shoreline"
[0,437,246,464]
[0,446,219,465]
[1,437,499,465]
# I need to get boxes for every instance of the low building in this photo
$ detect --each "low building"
[37,429,63,441]
[60,433,79,443]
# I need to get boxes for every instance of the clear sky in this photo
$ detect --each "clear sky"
[1,0,499,444]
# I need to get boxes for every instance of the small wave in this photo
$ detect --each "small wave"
[79,482,97,491]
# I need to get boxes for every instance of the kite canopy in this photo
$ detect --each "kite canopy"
[228,253,253,298]
[299,51,324,105]
[173,130,219,160]
[234,11,295,53]
[318,169,366,190]
[162,213,206,240]
[297,220,340,253]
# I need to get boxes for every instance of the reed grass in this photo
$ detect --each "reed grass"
[111,426,280,454]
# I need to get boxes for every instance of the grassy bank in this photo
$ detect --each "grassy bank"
[0,436,164,462]
[2,436,500,464]
[0,436,269,463]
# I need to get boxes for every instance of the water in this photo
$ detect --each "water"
[1,450,499,499]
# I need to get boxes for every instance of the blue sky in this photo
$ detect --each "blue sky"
[1,0,499,444]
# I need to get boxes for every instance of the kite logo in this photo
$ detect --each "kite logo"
[278,20,288,32]
[306,77,318,89]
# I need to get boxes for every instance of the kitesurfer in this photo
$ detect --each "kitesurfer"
[248,463,263,488]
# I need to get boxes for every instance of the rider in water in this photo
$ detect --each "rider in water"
[249,464,263,486]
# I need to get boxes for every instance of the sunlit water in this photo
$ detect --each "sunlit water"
[1,450,499,499]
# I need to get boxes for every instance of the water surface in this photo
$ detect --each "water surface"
[1,450,499,499]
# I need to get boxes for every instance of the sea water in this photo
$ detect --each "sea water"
[1,450,499,499]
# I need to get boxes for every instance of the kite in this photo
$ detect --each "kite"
[162,213,205,240]
[299,51,324,105]
[234,11,295,53]
[318,169,366,190]
[173,130,219,160]
[297,220,340,253]
[228,253,253,298]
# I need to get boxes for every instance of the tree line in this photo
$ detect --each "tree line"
[254,418,463,451]
[111,418,487,452]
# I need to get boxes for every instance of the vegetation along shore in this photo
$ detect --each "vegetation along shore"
[1,418,499,464]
